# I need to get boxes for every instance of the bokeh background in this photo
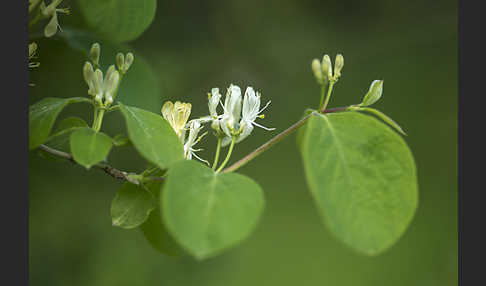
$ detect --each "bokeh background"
[29,0,457,285]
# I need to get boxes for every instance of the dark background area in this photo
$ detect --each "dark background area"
[29,0,457,285]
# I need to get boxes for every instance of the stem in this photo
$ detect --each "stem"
[222,106,349,173]
[37,144,149,185]
[215,137,236,173]
[212,137,222,170]
[92,108,105,132]
[320,80,336,112]
[318,84,327,111]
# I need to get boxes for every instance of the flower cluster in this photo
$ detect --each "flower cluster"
[161,84,274,164]
[82,43,133,107]
[311,54,344,84]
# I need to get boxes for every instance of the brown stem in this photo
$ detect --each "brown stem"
[37,144,163,185]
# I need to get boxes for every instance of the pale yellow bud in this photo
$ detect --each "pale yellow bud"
[89,43,101,66]
[311,59,323,83]
[322,54,332,79]
[334,54,344,78]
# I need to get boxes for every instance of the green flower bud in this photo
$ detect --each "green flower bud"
[311,59,323,84]
[322,54,332,80]
[116,53,125,71]
[124,52,134,72]
[89,43,101,66]
[334,54,344,78]
[361,80,384,106]
[93,69,104,97]
[105,70,120,96]
[83,62,94,85]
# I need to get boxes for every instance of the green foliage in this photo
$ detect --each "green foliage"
[70,127,113,169]
[354,107,406,136]
[298,112,418,255]
[78,0,157,43]
[162,160,265,259]
[111,182,156,229]
[29,97,89,150]
[45,117,89,152]
[112,134,131,147]
[119,103,184,169]
[137,175,183,256]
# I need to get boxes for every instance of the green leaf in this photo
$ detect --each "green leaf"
[78,0,157,43]
[112,134,131,147]
[138,179,183,256]
[55,117,89,133]
[29,97,89,150]
[70,127,113,169]
[45,117,89,152]
[119,103,184,169]
[299,112,418,256]
[355,107,406,135]
[361,80,384,106]
[162,160,265,260]
[111,182,156,229]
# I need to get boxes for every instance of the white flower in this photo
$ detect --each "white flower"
[41,0,70,38]
[220,84,242,139]
[236,87,274,143]
[183,120,209,165]
[220,86,274,146]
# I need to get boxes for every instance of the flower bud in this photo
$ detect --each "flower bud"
[322,54,333,79]
[89,43,101,66]
[116,53,125,71]
[124,52,134,71]
[311,59,323,83]
[93,69,104,97]
[104,65,116,86]
[83,62,94,84]
[208,88,221,118]
[361,80,384,106]
[334,54,344,78]
[106,70,120,94]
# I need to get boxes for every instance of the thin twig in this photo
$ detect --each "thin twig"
[222,106,349,173]
[37,144,164,184]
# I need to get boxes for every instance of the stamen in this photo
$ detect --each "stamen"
[259,100,271,113]
[252,121,276,131]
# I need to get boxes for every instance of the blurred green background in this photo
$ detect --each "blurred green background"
[29,0,457,285]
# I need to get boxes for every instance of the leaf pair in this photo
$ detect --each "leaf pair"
[111,160,265,260]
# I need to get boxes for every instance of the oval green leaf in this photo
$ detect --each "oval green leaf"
[70,127,113,169]
[119,103,184,169]
[299,112,418,255]
[162,160,265,260]
[29,97,89,150]
[111,182,156,229]
[78,0,157,43]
